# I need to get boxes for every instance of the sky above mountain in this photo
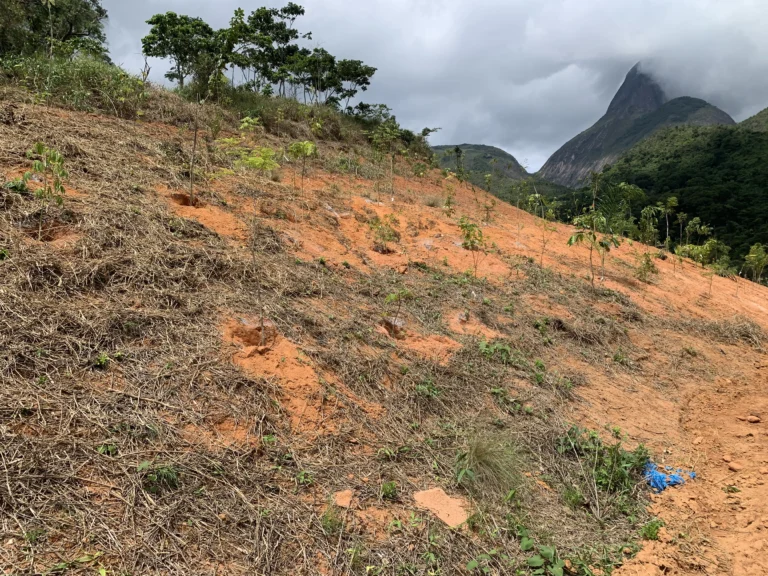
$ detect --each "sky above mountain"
[103,0,768,171]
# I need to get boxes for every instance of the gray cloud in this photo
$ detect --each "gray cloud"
[102,0,768,171]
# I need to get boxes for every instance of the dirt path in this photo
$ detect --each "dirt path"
[612,344,768,575]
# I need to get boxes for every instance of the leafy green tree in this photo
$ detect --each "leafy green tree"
[568,213,603,289]
[637,205,661,248]
[587,171,604,210]
[236,147,279,179]
[336,59,377,109]
[744,244,768,283]
[142,12,214,88]
[450,146,467,184]
[223,4,310,96]
[617,182,647,220]
[0,0,108,58]
[684,217,712,246]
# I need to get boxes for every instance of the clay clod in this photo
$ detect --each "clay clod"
[413,488,469,528]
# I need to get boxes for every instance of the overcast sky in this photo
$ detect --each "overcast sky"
[103,0,768,171]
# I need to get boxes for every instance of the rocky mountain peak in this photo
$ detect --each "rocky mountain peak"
[605,62,667,119]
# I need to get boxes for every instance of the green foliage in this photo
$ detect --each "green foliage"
[634,252,658,283]
[459,217,484,251]
[239,115,262,132]
[458,216,486,277]
[235,147,279,176]
[603,124,768,262]
[29,142,67,201]
[288,140,317,193]
[380,481,398,501]
[415,378,441,399]
[745,243,768,283]
[465,549,512,573]
[1,55,148,118]
[92,352,110,369]
[563,486,585,509]
[640,518,665,541]
[384,288,412,324]
[0,0,108,59]
[26,142,67,240]
[526,544,566,576]
[557,426,649,494]
[370,214,400,253]
[412,162,428,177]
[138,461,179,495]
[296,470,314,486]
[142,12,215,88]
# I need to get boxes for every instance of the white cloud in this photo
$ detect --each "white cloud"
[102,0,768,170]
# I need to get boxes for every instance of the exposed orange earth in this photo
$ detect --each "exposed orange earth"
[3,101,766,575]
[164,160,768,575]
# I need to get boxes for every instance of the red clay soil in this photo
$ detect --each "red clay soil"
[222,317,383,438]
[413,487,470,528]
[138,147,768,573]
[235,167,768,575]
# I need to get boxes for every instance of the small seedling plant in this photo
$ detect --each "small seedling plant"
[236,147,280,180]
[27,142,67,240]
[370,118,401,198]
[385,289,413,326]
[443,189,456,217]
[288,140,317,194]
[458,216,486,277]
[568,211,619,289]
[370,214,399,253]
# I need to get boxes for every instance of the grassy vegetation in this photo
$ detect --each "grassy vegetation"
[0,55,433,159]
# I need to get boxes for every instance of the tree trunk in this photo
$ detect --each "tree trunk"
[189,110,198,205]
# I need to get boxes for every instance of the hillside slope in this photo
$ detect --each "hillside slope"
[604,124,768,260]
[1,98,767,576]
[538,64,735,188]
[740,106,768,131]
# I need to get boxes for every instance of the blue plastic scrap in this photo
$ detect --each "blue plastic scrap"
[644,461,696,493]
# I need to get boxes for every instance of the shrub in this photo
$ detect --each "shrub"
[557,426,648,494]
[641,518,664,541]
[1,55,144,119]
[380,481,398,500]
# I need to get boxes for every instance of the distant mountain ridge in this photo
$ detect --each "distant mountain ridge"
[537,63,736,188]
[431,143,571,202]
[432,144,529,185]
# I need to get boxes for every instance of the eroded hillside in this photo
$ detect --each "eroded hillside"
[1,97,767,576]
